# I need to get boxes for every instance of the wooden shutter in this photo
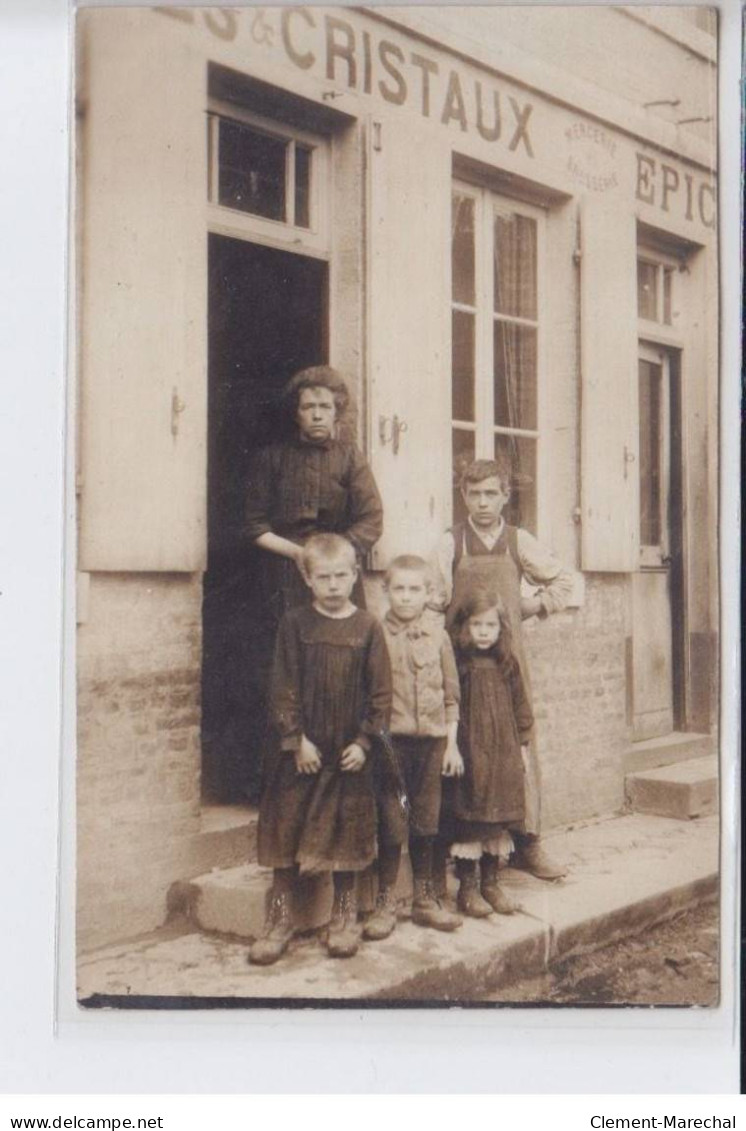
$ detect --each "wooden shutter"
[77,11,207,571]
[579,199,638,571]
[366,116,451,567]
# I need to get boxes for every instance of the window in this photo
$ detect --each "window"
[207,102,328,254]
[638,346,671,568]
[637,255,676,326]
[451,184,541,530]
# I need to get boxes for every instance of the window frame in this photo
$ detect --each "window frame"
[207,100,330,258]
[637,245,684,340]
[637,342,672,569]
[450,179,546,533]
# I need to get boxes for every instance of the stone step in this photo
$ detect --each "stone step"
[625,756,718,820]
[79,813,719,1004]
[623,732,714,775]
[170,857,415,940]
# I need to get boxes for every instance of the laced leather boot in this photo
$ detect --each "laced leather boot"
[248,887,294,966]
[480,853,518,915]
[455,858,493,918]
[363,886,398,941]
[327,882,362,958]
[411,877,462,932]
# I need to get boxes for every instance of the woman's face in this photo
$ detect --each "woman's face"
[296,386,337,443]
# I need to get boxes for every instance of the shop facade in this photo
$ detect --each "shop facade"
[75,6,718,950]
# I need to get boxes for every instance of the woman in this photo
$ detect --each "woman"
[241,366,384,797]
[245,366,383,615]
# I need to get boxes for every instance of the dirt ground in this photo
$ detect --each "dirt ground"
[490,900,720,1006]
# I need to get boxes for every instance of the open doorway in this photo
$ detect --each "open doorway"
[202,234,328,802]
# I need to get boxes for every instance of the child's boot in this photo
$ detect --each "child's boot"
[455,858,493,918]
[363,886,398,941]
[513,834,566,880]
[248,878,294,966]
[431,839,449,902]
[411,878,462,932]
[480,853,518,915]
[327,873,362,958]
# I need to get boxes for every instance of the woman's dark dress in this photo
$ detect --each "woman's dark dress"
[258,605,392,874]
[453,642,534,841]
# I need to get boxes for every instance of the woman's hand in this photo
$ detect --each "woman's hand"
[442,743,465,778]
[339,743,366,772]
[295,735,322,775]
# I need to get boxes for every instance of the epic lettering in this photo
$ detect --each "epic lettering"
[636,153,716,230]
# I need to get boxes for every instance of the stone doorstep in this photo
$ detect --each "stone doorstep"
[624,756,719,820]
[623,731,714,775]
[78,813,719,1003]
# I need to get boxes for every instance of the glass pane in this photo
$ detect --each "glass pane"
[452,429,475,523]
[452,194,475,306]
[218,120,287,221]
[494,435,537,533]
[493,322,537,430]
[637,259,658,321]
[639,359,662,546]
[295,145,311,229]
[452,310,475,422]
[494,211,537,320]
[663,268,673,325]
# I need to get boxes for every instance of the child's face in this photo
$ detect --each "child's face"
[296,386,337,444]
[468,608,501,650]
[462,476,509,528]
[306,553,357,612]
[386,569,429,622]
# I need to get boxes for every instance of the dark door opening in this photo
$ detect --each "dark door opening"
[202,234,328,803]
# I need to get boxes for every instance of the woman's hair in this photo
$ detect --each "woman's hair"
[283,366,350,420]
[452,586,514,658]
[302,532,357,575]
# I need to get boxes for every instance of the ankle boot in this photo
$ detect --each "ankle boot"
[248,887,294,966]
[363,886,398,941]
[480,853,518,915]
[455,859,493,918]
[513,835,567,880]
[327,881,361,958]
[411,877,462,932]
[431,841,449,902]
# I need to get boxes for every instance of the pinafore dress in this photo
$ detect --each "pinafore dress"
[445,522,541,834]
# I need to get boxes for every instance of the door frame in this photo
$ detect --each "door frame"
[637,338,690,732]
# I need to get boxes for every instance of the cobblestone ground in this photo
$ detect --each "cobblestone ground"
[487,900,719,1006]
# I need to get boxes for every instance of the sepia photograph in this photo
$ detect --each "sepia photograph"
[73,3,720,1008]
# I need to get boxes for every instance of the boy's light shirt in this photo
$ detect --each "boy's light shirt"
[430,516,575,614]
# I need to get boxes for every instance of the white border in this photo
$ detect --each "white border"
[0,0,739,1094]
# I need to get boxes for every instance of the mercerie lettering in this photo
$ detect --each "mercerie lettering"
[635,152,715,229]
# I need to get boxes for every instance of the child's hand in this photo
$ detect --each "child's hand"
[295,735,322,775]
[442,744,464,778]
[339,743,366,772]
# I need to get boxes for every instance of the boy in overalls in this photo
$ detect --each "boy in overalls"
[431,457,574,881]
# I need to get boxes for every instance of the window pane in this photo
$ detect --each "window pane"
[494,435,537,533]
[663,267,673,325]
[639,359,662,546]
[452,429,475,523]
[452,194,475,306]
[218,120,287,221]
[637,259,658,321]
[493,322,537,430]
[452,310,475,422]
[295,145,311,229]
[494,211,537,319]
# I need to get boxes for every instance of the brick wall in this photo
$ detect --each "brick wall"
[526,575,627,829]
[77,573,203,952]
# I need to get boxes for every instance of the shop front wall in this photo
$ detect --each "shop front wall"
[76,7,718,946]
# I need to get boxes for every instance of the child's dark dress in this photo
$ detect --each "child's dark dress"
[452,641,534,842]
[258,605,392,874]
